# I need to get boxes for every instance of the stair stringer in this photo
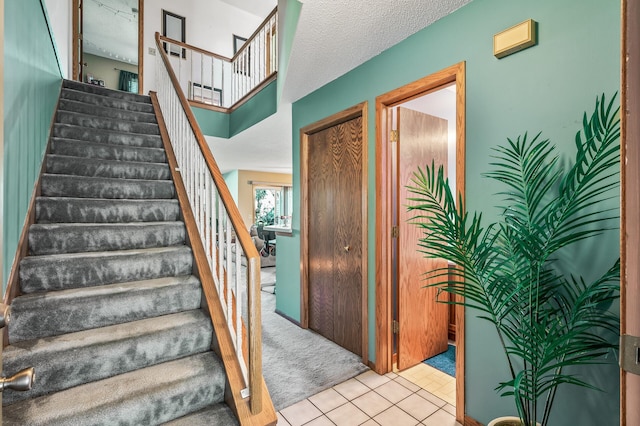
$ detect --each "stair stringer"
[150,92,277,426]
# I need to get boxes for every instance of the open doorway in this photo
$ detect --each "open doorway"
[375,62,465,423]
[72,0,144,94]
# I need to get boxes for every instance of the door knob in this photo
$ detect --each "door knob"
[0,367,35,392]
[344,245,350,252]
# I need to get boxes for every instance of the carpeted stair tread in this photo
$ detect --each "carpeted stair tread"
[5,81,239,425]
[36,197,180,223]
[9,275,202,343]
[41,173,176,199]
[3,310,213,404]
[46,154,171,180]
[61,87,155,113]
[53,123,162,148]
[19,246,193,293]
[51,137,167,163]
[57,110,161,135]
[3,352,226,426]
[29,222,186,255]
[163,403,239,426]
[63,79,151,104]
[58,98,158,123]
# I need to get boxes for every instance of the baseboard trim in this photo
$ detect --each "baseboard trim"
[275,309,302,327]
[465,415,484,426]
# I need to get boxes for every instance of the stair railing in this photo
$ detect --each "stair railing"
[154,31,264,414]
[230,8,278,105]
[157,7,277,109]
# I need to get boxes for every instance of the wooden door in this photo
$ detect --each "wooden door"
[307,116,363,356]
[396,107,449,370]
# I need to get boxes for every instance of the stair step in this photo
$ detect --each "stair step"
[57,110,160,135]
[35,197,180,223]
[61,87,155,113]
[51,137,167,163]
[19,246,193,293]
[58,98,158,123]
[3,310,213,404]
[3,352,225,425]
[53,123,163,148]
[63,79,151,104]
[41,174,176,199]
[29,222,186,255]
[46,154,171,180]
[163,403,239,426]
[9,275,202,343]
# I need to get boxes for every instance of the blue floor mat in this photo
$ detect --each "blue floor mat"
[423,344,455,377]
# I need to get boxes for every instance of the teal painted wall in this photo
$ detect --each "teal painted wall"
[3,0,62,291]
[229,80,277,137]
[276,0,302,104]
[192,80,277,139]
[192,105,230,139]
[280,0,620,424]
[223,170,239,203]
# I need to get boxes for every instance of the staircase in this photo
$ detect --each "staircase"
[3,80,239,425]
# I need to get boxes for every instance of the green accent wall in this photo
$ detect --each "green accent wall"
[3,0,62,291]
[192,80,278,139]
[279,0,620,424]
[276,0,302,104]
[223,170,239,203]
[192,105,230,139]
[230,80,277,137]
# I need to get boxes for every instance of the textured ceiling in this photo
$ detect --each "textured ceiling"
[282,0,472,103]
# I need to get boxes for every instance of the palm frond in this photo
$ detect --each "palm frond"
[407,94,621,426]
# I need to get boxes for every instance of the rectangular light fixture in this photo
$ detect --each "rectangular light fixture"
[494,19,537,59]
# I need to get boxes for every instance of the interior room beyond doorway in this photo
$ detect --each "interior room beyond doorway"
[375,61,466,424]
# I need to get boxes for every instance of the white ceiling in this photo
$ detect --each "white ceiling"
[83,0,139,64]
[219,0,277,20]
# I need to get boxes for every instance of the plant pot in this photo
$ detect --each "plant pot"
[487,417,541,426]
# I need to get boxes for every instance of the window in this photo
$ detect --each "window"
[254,185,293,226]
[162,10,185,58]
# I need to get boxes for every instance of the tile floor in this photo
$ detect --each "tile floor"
[397,363,456,406]
[277,364,461,426]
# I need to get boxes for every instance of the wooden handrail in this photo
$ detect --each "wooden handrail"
[157,34,232,62]
[231,7,278,62]
[154,31,264,415]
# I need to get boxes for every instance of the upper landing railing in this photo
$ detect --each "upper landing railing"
[157,7,277,110]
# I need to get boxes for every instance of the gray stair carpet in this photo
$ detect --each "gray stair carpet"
[4,80,237,425]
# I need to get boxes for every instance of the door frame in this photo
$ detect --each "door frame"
[621,0,640,424]
[299,102,369,363]
[72,0,144,94]
[375,62,465,421]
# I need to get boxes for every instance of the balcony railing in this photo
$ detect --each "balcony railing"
[157,7,277,110]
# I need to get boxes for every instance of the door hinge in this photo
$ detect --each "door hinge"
[391,226,399,238]
[620,334,640,375]
[392,320,399,334]
[390,130,398,143]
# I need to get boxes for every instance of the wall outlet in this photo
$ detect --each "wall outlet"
[148,47,156,56]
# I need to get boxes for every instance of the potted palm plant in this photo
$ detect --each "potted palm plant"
[407,94,620,426]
